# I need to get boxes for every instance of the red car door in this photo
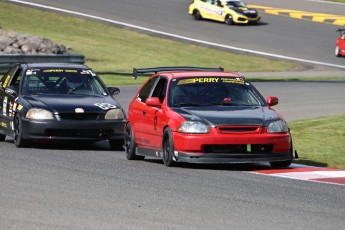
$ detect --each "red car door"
[128,76,163,148]
[140,77,168,150]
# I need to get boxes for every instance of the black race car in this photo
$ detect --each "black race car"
[0,63,125,149]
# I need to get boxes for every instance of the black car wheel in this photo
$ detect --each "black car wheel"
[14,115,29,148]
[109,139,124,151]
[225,15,233,25]
[193,10,202,20]
[162,128,176,167]
[125,123,144,160]
[335,45,341,57]
[0,134,5,141]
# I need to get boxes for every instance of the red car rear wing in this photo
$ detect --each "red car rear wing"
[132,66,224,79]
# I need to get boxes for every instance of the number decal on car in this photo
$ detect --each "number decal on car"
[94,103,117,110]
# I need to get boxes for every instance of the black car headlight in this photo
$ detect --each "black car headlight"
[105,108,125,120]
[268,120,289,133]
[178,121,209,134]
[26,108,54,120]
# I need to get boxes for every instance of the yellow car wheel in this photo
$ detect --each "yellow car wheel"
[225,15,233,25]
[192,9,202,20]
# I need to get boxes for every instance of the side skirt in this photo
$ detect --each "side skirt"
[136,146,163,159]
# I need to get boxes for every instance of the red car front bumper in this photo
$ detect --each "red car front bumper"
[172,128,292,164]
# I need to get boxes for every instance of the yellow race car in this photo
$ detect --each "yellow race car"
[189,0,261,25]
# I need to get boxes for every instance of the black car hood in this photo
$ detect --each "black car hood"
[230,6,258,15]
[173,106,280,127]
[22,94,121,113]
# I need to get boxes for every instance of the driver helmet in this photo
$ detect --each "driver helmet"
[66,76,82,89]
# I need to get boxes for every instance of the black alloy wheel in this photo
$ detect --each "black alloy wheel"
[162,128,176,167]
[125,123,144,160]
[14,114,29,148]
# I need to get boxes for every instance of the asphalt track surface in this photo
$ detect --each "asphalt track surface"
[1,1,345,229]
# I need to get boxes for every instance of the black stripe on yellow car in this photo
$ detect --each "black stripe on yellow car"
[249,5,345,26]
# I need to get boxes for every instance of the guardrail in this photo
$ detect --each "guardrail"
[0,54,85,74]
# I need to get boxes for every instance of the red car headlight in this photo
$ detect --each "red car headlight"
[178,121,209,134]
[267,120,289,133]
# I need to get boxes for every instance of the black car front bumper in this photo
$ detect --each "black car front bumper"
[21,118,125,142]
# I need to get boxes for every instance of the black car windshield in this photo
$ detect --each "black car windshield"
[225,1,246,7]
[21,68,108,96]
[168,77,266,107]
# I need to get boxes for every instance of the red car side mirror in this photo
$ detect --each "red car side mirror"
[146,97,162,108]
[267,96,279,107]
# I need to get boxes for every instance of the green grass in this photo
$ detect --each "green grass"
[327,0,345,3]
[290,115,345,169]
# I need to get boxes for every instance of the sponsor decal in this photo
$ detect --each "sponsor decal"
[94,103,117,110]
[81,70,96,76]
[26,69,41,75]
[244,10,256,13]
[5,88,15,95]
[3,97,7,116]
[178,77,244,85]
[26,70,33,75]
[75,108,85,113]
[43,69,63,72]
[13,101,17,112]
[8,101,13,117]
[17,104,23,111]
[42,69,78,73]
[136,138,150,144]
[2,75,11,88]
[221,78,245,84]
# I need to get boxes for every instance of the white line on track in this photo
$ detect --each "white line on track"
[9,0,345,69]
[307,0,345,5]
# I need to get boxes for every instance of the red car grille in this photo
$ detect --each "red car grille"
[203,144,273,154]
[217,126,260,134]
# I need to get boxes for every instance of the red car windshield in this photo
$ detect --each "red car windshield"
[168,77,266,107]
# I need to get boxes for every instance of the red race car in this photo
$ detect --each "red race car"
[125,67,293,167]
[335,28,345,57]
